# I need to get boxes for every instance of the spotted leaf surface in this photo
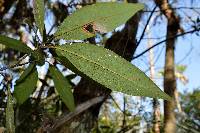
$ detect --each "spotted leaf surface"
[54,3,144,40]
[55,44,171,100]
[49,66,75,111]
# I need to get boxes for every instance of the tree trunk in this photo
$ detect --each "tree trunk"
[154,0,181,133]
[147,25,161,133]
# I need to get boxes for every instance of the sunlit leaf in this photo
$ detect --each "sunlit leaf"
[6,87,15,133]
[14,64,38,105]
[49,65,75,111]
[0,35,32,53]
[55,44,171,100]
[54,3,144,40]
[33,0,45,37]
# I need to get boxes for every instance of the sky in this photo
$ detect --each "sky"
[132,0,200,94]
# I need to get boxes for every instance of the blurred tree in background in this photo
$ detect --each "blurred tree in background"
[177,89,200,133]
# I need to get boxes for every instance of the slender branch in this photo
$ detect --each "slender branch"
[108,94,133,117]
[136,5,157,46]
[133,28,200,60]
[109,94,124,113]
[48,96,105,132]
[0,54,29,71]
[47,23,56,35]
[0,62,30,71]
[177,123,200,133]
[0,72,6,78]
[143,6,200,13]
[33,27,42,44]
[122,95,126,132]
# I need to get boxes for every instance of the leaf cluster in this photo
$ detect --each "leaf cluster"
[0,1,171,113]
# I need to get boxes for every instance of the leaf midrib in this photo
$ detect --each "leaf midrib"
[55,46,170,100]
[56,46,139,85]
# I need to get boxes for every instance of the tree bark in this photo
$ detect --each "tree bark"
[154,0,181,133]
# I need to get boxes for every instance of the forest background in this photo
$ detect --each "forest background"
[0,0,200,133]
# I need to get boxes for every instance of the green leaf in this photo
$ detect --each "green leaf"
[16,63,35,84]
[14,64,38,105]
[49,65,75,111]
[6,87,15,133]
[55,44,171,100]
[33,0,45,37]
[54,2,144,40]
[0,35,32,53]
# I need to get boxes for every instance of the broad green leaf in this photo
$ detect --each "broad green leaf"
[49,66,75,111]
[54,3,144,40]
[14,64,38,105]
[16,63,35,84]
[55,44,171,100]
[33,0,45,37]
[0,35,32,53]
[6,87,15,133]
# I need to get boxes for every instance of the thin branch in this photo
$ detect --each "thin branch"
[0,54,29,71]
[143,6,200,13]
[133,28,200,60]
[109,94,124,113]
[0,72,6,78]
[47,23,56,35]
[48,96,105,132]
[137,36,165,40]
[177,123,200,133]
[122,95,126,132]
[33,27,42,44]
[136,5,157,46]
[144,45,164,73]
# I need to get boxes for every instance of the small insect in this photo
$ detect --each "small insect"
[82,23,95,34]
[82,22,107,34]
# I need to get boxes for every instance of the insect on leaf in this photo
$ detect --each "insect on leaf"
[55,44,171,100]
[54,2,144,40]
[82,22,107,34]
